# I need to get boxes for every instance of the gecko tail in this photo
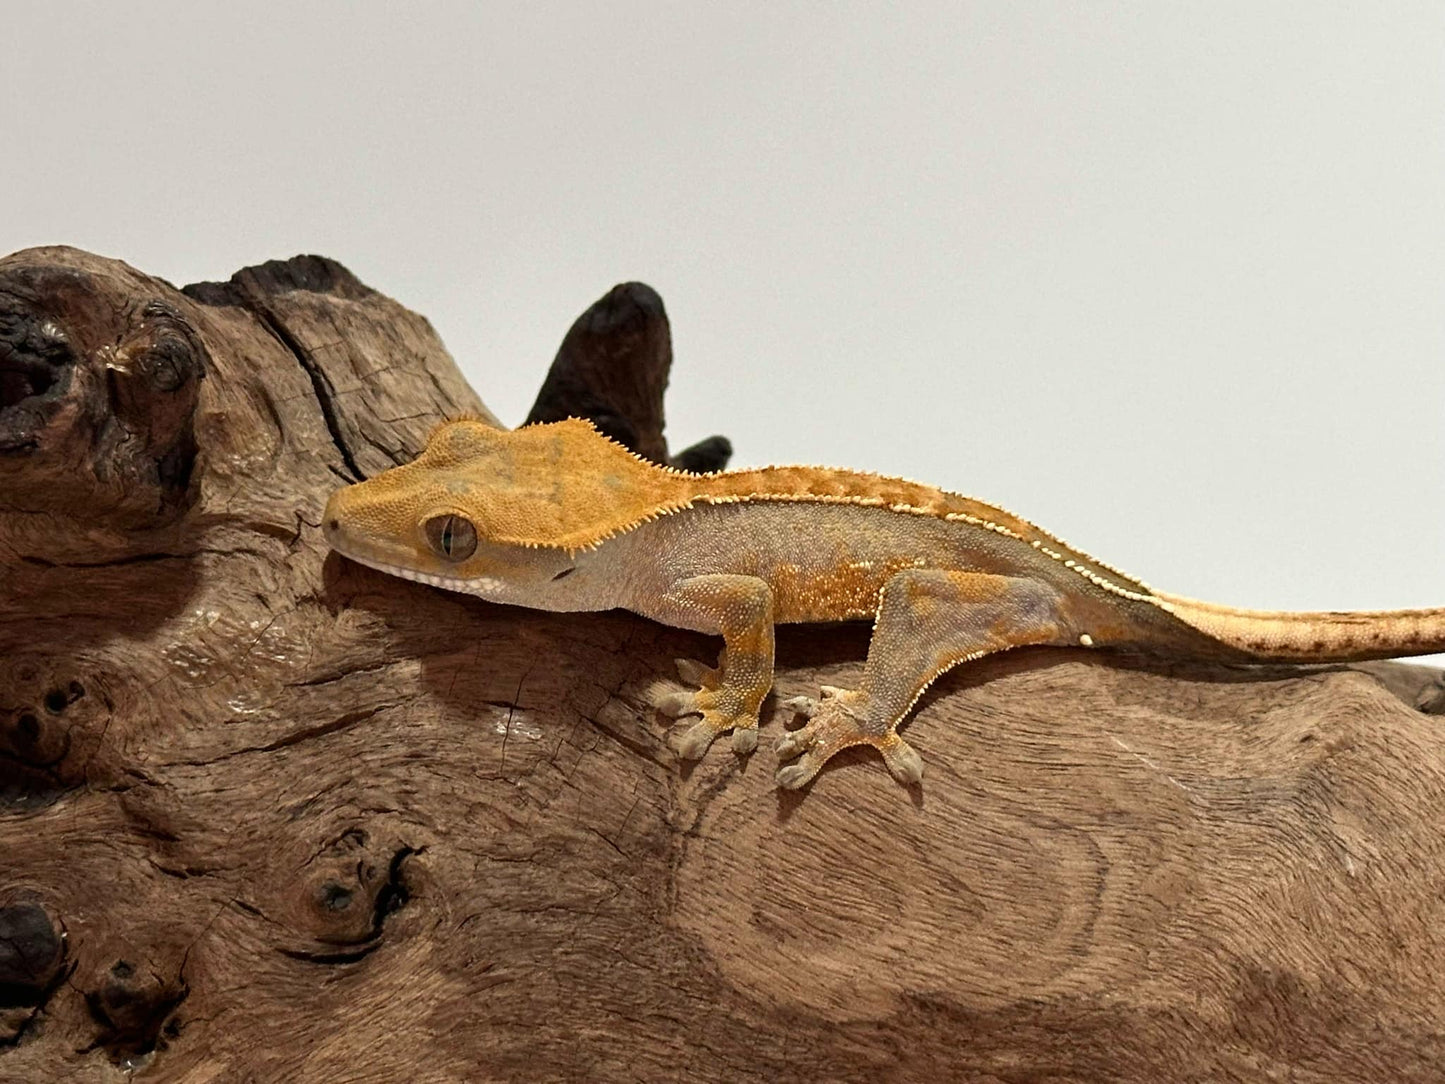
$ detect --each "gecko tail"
[1151,591,1445,662]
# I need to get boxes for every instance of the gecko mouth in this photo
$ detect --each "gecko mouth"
[323,518,499,595]
[342,551,493,593]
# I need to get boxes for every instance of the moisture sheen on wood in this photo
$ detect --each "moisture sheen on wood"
[2,246,1444,1083]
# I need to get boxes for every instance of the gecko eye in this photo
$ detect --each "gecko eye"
[423,514,477,561]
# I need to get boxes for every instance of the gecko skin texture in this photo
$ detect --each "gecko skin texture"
[323,417,1445,790]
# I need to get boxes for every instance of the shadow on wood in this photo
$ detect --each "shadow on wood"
[1,246,1443,1082]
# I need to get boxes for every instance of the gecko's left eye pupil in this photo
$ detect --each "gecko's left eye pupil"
[424,514,477,562]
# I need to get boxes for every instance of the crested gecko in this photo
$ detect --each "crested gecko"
[323,417,1445,789]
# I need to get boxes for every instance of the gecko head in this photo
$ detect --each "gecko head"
[322,418,579,594]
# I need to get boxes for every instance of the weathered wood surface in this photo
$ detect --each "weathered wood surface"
[2,246,1444,1083]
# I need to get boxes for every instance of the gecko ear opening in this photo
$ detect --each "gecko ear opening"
[423,514,478,562]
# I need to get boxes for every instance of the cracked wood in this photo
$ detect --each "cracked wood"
[2,246,1445,1083]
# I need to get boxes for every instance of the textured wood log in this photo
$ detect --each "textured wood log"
[2,246,1444,1082]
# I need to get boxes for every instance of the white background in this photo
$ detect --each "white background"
[5,2,1443,662]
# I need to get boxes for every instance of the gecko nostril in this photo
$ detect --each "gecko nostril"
[327,518,340,532]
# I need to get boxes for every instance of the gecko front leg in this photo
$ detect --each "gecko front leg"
[648,573,775,760]
[776,570,1070,789]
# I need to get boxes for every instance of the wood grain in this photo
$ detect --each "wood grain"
[2,246,1443,1082]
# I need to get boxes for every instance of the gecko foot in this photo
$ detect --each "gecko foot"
[776,690,923,789]
[646,663,759,758]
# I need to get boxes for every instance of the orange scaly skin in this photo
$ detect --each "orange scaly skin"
[323,418,1445,790]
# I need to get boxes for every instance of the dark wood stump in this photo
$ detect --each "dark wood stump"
[2,246,1443,1082]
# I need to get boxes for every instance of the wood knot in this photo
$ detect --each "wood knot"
[0,899,66,1043]
[1,668,97,803]
[84,955,187,1060]
[0,303,76,454]
[0,259,207,528]
[271,831,419,964]
[3,696,74,772]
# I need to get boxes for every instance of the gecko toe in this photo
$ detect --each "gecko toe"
[780,695,819,718]
[879,734,924,785]
[774,727,815,761]
[674,718,719,759]
[650,686,698,718]
[674,657,718,688]
[674,712,758,760]
[776,755,824,790]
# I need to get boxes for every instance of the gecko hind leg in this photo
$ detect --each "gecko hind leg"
[775,570,1070,789]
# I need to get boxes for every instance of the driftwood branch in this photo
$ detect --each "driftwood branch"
[2,246,1444,1082]
[523,280,731,473]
